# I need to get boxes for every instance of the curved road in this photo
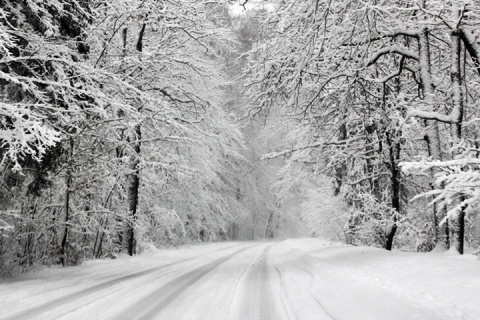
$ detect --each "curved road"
[2,242,330,320]
[2,239,476,320]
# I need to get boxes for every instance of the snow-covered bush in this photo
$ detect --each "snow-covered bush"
[300,179,349,243]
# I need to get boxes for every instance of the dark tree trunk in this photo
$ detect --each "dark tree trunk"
[334,118,347,196]
[125,23,146,256]
[126,124,141,256]
[385,130,400,251]
[364,116,380,201]
[433,202,450,250]
[265,211,274,239]
[251,212,256,240]
[60,138,74,266]
[451,26,465,254]
[456,209,465,254]
[459,29,480,77]
[418,24,447,250]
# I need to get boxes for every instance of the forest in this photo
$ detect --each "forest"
[1,0,480,276]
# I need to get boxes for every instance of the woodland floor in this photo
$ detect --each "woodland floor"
[0,239,479,320]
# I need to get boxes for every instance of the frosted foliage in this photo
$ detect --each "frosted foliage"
[0,0,252,274]
[0,11,14,55]
[0,7,60,168]
[242,0,480,252]
[4,0,480,279]
[136,208,186,249]
[300,178,349,242]
[0,103,60,170]
[402,158,480,233]
[345,193,396,248]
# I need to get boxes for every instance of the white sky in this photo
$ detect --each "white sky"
[228,1,275,17]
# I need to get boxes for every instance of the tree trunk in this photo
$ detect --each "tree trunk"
[418,25,448,250]
[124,23,146,256]
[450,25,465,254]
[433,203,450,251]
[125,125,141,256]
[459,28,480,77]
[60,138,74,266]
[385,130,400,251]
[334,115,347,196]
[265,210,274,239]
[454,206,465,254]
[251,212,256,240]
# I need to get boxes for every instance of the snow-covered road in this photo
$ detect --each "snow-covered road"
[1,239,479,320]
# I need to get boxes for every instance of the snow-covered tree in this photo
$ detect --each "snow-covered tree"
[0,0,248,274]
[243,0,480,253]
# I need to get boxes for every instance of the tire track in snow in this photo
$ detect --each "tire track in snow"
[118,243,262,320]
[298,265,337,320]
[1,243,246,320]
[272,247,337,320]
[277,264,337,320]
[226,247,262,320]
[252,246,276,320]
[272,266,299,320]
[229,244,286,320]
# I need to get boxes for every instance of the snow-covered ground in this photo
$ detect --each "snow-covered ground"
[1,239,479,320]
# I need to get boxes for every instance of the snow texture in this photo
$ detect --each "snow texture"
[1,239,479,320]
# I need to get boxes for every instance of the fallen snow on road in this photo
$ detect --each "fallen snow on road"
[1,239,479,320]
